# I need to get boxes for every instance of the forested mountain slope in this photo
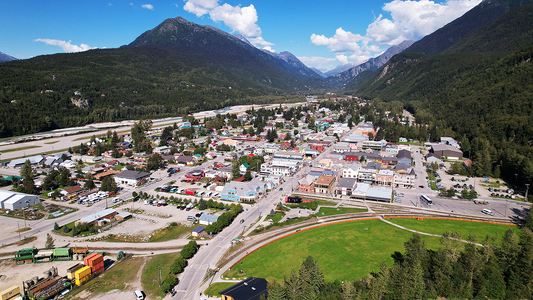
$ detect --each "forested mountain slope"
[353,3,533,187]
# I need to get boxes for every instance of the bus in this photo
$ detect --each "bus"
[420,195,433,205]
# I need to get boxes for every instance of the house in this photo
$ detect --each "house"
[426,153,442,163]
[199,214,219,225]
[192,225,206,237]
[214,166,231,179]
[239,163,249,174]
[342,162,361,179]
[105,160,119,168]
[334,142,351,153]
[114,170,151,187]
[279,142,291,150]
[0,190,40,211]
[335,178,357,196]
[298,175,316,193]
[153,146,170,154]
[314,175,336,195]
[219,277,268,300]
[176,155,195,166]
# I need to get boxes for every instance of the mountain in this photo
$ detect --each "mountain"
[0,51,17,63]
[404,0,533,55]
[326,40,414,89]
[351,1,533,187]
[1,16,336,138]
[324,62,359,77]
[310,67,327,78]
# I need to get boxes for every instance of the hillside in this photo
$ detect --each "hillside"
[0,16,331,138]
[404,0,533,55]
[352,3,533,187]
[326,40,414,89]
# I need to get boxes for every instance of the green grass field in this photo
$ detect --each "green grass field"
[141,253,180,299]
[318,207,367,216]
[204,282,237,297]
[387,218,518,241]
[265,212,285,223]
[150,225,191,242]
[225,219,517,282]
[0,145,40,153]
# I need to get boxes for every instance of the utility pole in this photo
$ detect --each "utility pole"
[526,184,530,202]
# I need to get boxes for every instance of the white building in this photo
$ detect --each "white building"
[114,170,151,187]
[0,190,40,211]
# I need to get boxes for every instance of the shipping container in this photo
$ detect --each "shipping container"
[53,247,72,257]
[74,266,92,280]
[87,254,103,267]
[66,263,84,280]
[0,285,20,300]
[91,261,105,274]
[75,275,90,286]
[83,253,98,266]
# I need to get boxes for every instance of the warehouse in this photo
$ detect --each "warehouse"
[0,190,40,211]
[430,144,463,159]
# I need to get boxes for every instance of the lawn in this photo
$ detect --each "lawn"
[288,199,335,211]
[141,253,181,299]
[387,218,519,241]
[66,257,144,298]
[265,212,285,223]
[226,218,518,282]
[0,145,40,153]
[225,220,444,282]
[317,207,367,217]
[204,282,236,297]
[150,225,191,242]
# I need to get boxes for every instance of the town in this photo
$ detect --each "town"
[0,97,530,300]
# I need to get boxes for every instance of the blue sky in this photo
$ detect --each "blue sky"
[0,0,481,71]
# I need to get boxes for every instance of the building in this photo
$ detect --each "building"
[362,140,387,151]
[314,175,336,195]
[0,190,40,211]
[393,168,416,189]
[335,178,357,196]
[114,170,151,187]
[75,208,118,226]
[192,226,206,237]
[342,162,361,179]
[219,277,268,300]
[298,175,316,193]
[8,155,44,168]
[220,179,267,202]
[199,214,219,225]
[430,144,463,159]
[376,170,394,186]
[185,169,205,182]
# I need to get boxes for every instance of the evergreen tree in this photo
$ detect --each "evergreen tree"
[267,280,287,300]
[62,225,70,233]
[72,226,79,236]
[244,170,252,181]
[84,178,96,189]
[45,233,55,249]
[53,222,59,230]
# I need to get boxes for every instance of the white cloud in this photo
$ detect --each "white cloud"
[366,0,481,45]
[142,4,154,10]
[108,3,113,6]
[298,56,337,71]
[183,0,274,50]
[310,0,481,67]
[183,0,219,17]
[209,4,261,37]
[34,39,97,53]
[173,3,179,8]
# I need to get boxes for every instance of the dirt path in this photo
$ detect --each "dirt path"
[91,256,150,300]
